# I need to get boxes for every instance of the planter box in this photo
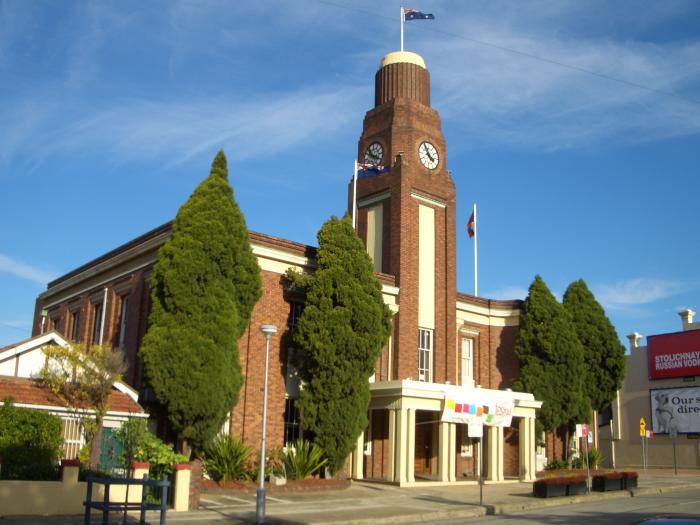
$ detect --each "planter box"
[622,473,638,490]
[534,475,588,498]
[270,474,286,486]
[592,475,623,492]
[566,481,588,496]
[533,481,567,498]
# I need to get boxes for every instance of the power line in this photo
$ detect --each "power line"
[310,0,699,106]
[0,321,30,333]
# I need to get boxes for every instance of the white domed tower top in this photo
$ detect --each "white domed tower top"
[380,51,426,69]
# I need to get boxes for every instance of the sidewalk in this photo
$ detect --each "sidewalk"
[3,470,700,525]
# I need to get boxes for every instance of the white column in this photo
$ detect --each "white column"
[353,431,364,480]
[449,422,457,482]
[388,409,396,482]
[518,418,536,481]
[487,426,504,481]
[395,408,409,484]
[438,420,450,482]
[406,408,416,483]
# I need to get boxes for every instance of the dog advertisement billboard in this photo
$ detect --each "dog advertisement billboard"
[650,387,700,434]
[648,330,700,380]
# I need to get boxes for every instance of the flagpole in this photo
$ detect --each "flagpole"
[473,203,478,297]
[400,7,404,52]
[352,160,358,229]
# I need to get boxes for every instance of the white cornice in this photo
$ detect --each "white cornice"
[410,191,446,209]
[358,192,391,208]
[369,379,540,407]
[251,244,314,269]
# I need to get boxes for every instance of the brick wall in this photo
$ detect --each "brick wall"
[364,409,390,481]
[232,270,292,450]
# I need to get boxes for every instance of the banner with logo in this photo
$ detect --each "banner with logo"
[648,330,700,379]
[441,392,514,427]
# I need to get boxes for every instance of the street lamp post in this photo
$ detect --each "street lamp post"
[256,324,278,524]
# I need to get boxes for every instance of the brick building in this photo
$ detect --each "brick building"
[31,51,541,484]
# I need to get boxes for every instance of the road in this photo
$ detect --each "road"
[435,490,700,525]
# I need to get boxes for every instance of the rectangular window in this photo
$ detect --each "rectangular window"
[283,398,301,446]
[70,310,81,342]
[461,337,474,386]
[91,302,103,345]
[418,328,433,382]
[51,317,62,334]
[117,296,129,348]
[288,301,304,332]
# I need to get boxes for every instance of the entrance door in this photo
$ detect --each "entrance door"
[414,411,435,477]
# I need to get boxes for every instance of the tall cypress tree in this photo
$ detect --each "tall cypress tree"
[292,215,392,473]
[563,279,626,412]
[140,151,261,457]
[514,276,588,449]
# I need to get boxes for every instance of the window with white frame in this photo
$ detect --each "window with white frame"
[91,302,103,345]
[418,328,433,382]
[70,310,81,342]
[117,295,129,348]
[461,337,474,386]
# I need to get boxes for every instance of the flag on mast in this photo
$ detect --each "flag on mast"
[403,8,435,20]
[469,203,478,297]
[400,7,435,51]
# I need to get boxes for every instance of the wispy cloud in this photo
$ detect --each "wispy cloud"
[592,278,692,310]
[420,3,700,150]
[0,84,369,175]
[0,254,55,284]
[483,286,529,301]
[0,319,31,330]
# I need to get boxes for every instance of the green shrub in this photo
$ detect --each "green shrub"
[245,447,285,481]
[0,399,63,480]
[203,434,251,482]
[569,454,584,469]
[587,447,603,469]
[116,418,149,466]
[115,419,187,480]
[283,439,327,480]
[544,457,569,471]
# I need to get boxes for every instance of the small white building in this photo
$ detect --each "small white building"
[0,331,147,460]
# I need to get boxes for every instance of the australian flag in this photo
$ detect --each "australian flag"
[404,8,435,21]
[357,163,390,179]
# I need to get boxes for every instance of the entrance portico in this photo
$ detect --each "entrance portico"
[354,380,541,486]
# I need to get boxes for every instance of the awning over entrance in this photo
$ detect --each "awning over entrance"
[353,380,542,486]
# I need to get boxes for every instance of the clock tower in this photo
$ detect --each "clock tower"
[351,51,457,385]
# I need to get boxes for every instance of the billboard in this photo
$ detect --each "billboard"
[650,386,700,434]
[648,330,700,380]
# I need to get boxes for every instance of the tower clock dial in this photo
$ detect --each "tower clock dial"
[418,141,439,169]
[364,142,384,165]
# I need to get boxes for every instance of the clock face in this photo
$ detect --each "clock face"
[364,142,384,165]
[418,142,439,169]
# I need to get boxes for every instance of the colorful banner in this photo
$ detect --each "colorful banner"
[441,393,514,427]
[648,330,700,380]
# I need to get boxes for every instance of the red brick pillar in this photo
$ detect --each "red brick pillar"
[188,458,203,510]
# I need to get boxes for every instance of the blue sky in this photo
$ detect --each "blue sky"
[1,0,699,348]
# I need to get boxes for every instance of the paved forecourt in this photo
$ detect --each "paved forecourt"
[2,470,700,525]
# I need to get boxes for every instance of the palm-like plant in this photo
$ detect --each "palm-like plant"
[203,434,251,482]
[283,439,327,480]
